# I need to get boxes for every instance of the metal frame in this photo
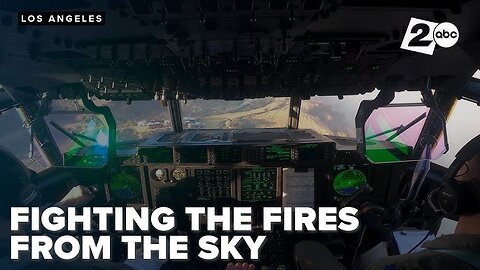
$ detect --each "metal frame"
[168,99,184,132]
[288,95,302,129]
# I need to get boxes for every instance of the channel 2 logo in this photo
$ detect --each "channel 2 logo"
[400,17,459,55]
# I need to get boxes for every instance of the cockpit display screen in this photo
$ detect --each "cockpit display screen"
[138,147,173,163]
[214,146,242,163]
[298,143,321,161]
[241,168,277,202]
[177,147,208,163]
[264,145,291,162]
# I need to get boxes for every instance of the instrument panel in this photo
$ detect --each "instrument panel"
[105,129,373,210]
[142,129,336,165]
[137,129,333,208]
[144,165,283,208]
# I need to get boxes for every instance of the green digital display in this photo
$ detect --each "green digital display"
[178,147,208,163]
[138,147,174,163]
[264,145,291,162]
[241,168,277,202]
[333,169,367,196]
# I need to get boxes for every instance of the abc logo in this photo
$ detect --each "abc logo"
[433,22,459,48]
[401,18,460,55]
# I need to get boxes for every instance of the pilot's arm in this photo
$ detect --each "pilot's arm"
[366,234,480,270]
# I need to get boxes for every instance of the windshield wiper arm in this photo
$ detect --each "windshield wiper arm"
[71,131,97,143]
[365,112,427,141]
[49,121,86,147]
[366,126,402,140]
[387,112,427,141]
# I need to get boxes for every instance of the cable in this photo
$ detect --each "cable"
[406,231,435,253]
[401,181,411,198]
[403,216,442,254]
[351,226,367,270]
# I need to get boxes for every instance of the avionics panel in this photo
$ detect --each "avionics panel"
[245,145,292,164]
[214,146,242,163]
[244,143,334,165]
[177,147,208,163]
[240,168,278,202]
[195,168,233,201]
[139,129,336,165]
[264,145,291,162]
[138,147,174,163]
[299,143,330,161]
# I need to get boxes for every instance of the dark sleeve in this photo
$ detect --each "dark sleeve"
[25,261,135,270]
[367,250,476,270]
[422,234,480,252]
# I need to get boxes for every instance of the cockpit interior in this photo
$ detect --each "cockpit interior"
[1,0,480,269]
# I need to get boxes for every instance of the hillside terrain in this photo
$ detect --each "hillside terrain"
[0,97,356,171]
[105,97,354,141]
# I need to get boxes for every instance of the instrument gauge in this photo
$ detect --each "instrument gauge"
[109,172,141,200]
[171,168,188,181]
[151,168,167,182]
[333,169,367,196]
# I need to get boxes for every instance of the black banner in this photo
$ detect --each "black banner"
[18,11,105,25]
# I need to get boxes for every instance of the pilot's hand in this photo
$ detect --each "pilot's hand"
[226,262,255,270]
[55,185,95,208]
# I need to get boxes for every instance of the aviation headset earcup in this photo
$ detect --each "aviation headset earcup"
[18,183,43,207]
[434,179,480,216]
[428,134,480,217]
[0,147,43,208]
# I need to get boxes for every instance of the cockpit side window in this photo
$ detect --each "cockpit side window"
[45,99,110,168]
[0,109,50,172]
[435,99,480,167]
[93,99,172,142]
[299,91,423,139]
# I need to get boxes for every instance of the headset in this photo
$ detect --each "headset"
[0,148,43,218]
[428,135,480,217]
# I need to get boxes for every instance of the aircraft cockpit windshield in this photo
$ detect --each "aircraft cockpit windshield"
[180,97,290,129]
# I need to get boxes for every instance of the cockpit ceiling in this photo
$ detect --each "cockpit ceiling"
[0,0,480,100]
